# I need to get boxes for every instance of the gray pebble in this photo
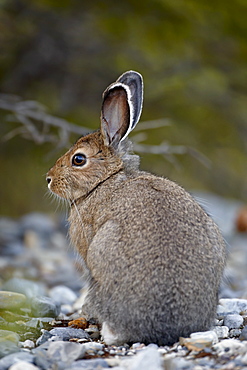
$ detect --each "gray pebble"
[47,341,86,363]
[70,358,109,369]
[0,330,20,358]
[2,278,46,299]
[49,327,90,341]
[240,325,247,340]
[49,285,77,306]
[35,330,53,346]
[127,346,163,370]
[224,314,243,329]
[0,352,34,370]
[0,341,20,359]
[164,356,193,370]
[60,304,73,315]
[30,296,60,317]
[32,346,53,370]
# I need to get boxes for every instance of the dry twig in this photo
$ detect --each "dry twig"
[0,94,210,167]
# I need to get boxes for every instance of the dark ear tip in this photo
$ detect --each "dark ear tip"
[117,70,143,85]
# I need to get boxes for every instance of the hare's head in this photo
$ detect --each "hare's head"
[46,71,143,202]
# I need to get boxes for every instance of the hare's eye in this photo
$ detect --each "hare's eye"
[72,153,87,167]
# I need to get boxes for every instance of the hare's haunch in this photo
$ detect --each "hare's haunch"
[47,71,226,345]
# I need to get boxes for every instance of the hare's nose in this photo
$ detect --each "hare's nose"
[46,177,52,185]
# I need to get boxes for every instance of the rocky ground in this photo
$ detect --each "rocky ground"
[0,192,247,370]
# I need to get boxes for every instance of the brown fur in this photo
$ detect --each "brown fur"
[47,71,226,345]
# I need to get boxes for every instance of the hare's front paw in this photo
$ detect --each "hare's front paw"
[101,322,121,345]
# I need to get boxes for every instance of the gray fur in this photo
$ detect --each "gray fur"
[47,71,226,346]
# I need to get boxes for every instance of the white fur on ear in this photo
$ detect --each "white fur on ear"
[101,71,144,146]
[116,71,143,142]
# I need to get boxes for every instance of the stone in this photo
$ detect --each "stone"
[1,242,24,257]
[9,361,39,370]
[127,346,163,370]
[229,328,242,337]
[21,213,56,237]
[180,330,218,352]
[0,330,20,358]
[70,358,109,369]
[0,291,26,310]
[35,330,53,346]
[2,278,46,299]
[30,296,60,317]
[0,330,19,344]
[49,285,77,306]
[82,342,104,353]
[164,356,194,370]
[47,341,86,363]
[48,327,90,341]
[25,317,53,329]
[218,298,247,316]
[32,347,52,370]
[22,340,35,349]
[0,352,34,370]
[223,314,243,329]
[85,324,100,340]
[239,352,247,366]
[213,325,229,339]
[240,325,247,340]
[0,218,22,245]
[213,338,247,357]
[60,304,73,315]
[0,341,20,359]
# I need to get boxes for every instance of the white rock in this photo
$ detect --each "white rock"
[213,326,229,339]
[218,298,247,315]
[9,362,39,370]
[223,314,243,329]
[49,285,77,306]
[190,330,218,344]
[22,340,35,349]
[180,330,218,351]
[60,304,73,315]
[47,341,85,362]
[82,342,104,352]
[127,346,163,370]
[213,338,247,356]
[239,352,247,365]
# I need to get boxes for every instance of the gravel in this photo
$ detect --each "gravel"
[0,192,247,369]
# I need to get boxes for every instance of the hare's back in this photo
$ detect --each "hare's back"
[111,174,225,270]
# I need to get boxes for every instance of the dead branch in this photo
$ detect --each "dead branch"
[0,94,209,167]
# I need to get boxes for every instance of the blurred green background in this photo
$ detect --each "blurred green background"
[0,0,246,217]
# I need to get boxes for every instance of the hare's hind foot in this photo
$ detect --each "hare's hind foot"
[101,322,122,345]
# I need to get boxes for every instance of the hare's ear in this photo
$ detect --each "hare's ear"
[101,71,143,147]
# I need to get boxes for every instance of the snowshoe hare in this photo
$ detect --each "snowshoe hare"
[47,71,226,345]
